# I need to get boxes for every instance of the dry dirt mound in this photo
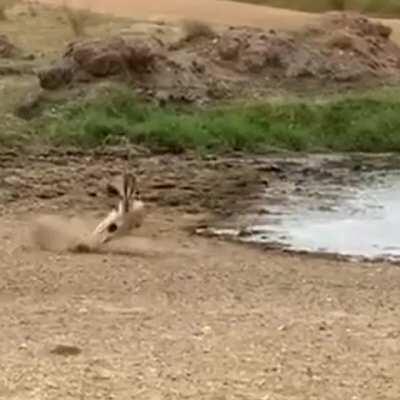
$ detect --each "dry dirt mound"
[303,12,400,81]
[37,12,400,102]
[38,35,163,90]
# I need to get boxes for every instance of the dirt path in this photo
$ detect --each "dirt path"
[44,0,400,43]
[47,0,316,29]
[0,149,399,399]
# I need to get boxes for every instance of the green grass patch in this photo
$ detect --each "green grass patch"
[37,88,400,154]
[231,0,400,17]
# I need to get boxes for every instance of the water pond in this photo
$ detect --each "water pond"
[203,156,400,262]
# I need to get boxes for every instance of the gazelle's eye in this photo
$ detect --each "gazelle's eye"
[107,223,118,233]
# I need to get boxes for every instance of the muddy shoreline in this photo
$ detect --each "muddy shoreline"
[2,145,399,263]
[190,152,400,263]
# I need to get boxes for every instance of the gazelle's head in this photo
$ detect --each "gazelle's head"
[90,172,145,245]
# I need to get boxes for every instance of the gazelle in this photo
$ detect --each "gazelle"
[88,172,145,247]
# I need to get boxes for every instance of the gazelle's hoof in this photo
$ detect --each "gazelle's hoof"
[70,242,93,253]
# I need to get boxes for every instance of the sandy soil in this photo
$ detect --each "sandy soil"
[0,148,399,399]
[44,0,400,43]
[46,0,317,29]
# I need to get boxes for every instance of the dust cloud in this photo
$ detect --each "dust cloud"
[28,214,181,258]
[29,214,93,252]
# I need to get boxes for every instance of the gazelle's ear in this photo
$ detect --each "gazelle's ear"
[107,173,137,199]
[120,173,137,212]
[122,173,136,198]
[106,182,121,197]
[106,174,127,198]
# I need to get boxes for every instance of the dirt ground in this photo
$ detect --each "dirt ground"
[44,0,400,43]
[0,1,400,399]
[0,148,399,399]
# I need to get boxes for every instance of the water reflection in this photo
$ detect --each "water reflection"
[241,170,400,259]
